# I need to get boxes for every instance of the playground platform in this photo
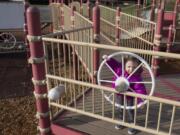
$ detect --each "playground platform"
[23,1,180,135]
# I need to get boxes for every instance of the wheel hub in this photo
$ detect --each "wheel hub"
[115,77,129,92]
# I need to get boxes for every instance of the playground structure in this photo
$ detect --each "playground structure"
[25,0,180,135]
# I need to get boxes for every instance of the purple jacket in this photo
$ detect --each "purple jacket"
[106,58,147,102]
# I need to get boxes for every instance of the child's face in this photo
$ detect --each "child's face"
[125,60,138,74]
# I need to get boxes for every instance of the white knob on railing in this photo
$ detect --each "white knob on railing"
[48,85,65,100]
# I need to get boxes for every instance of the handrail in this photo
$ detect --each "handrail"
[47,74,180,106]
[43,26,93,37]
[42,38,180,59]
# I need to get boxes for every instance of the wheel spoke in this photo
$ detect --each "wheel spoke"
[9,36,15,42]
[9,35,14,41]
[121,55,124,77]
[127,62,143,79]
[105,62,119,78]
[130,81,152,84]
[100,79,115,84]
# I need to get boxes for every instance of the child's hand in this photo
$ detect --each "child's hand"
[102,55,109,60]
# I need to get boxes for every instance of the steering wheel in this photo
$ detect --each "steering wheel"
[97,52,155,110]
[0,32,16,49]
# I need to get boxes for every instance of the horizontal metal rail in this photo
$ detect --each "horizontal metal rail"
[43,26,93,37]
[42,38,180,59]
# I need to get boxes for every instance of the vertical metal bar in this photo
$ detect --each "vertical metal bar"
[68,36,71,79]
[134,97,138,125]
[91,46,94,113]
[81,39,84,93]
[169,106,176,135]
[63,43,66,78]
[83,84,85,111]
[112,93,115,119]
[51,42,57,84]
[43,41,52,119]
[72,44,77,109]
[55,36,60,107]
[87,28,90,76]
[102,90,104,116]
[123,95,126,122]
[157,102,162,132]
[92,88,95,113]
[57,36,61,79]
[63,36,68,106]
[145,99,150,128]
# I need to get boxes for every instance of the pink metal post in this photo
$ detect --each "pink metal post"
[152,8,164,76]
[115,7,121,46]
[26,7,51,135]
[92,4,100,83]
[24,1,30,60]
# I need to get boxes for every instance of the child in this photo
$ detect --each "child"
[103,55,147,135]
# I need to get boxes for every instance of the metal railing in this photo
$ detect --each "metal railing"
[99,5,156,65]
[100,5,156,44]
[42,37,180,135]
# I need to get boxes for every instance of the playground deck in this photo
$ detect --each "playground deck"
[24,1,180,135]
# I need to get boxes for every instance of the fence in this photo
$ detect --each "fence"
[99,5,156,65]
[42,36,180,135]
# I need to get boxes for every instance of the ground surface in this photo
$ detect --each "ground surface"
[0,53,37,135]
[0,96,37,135]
